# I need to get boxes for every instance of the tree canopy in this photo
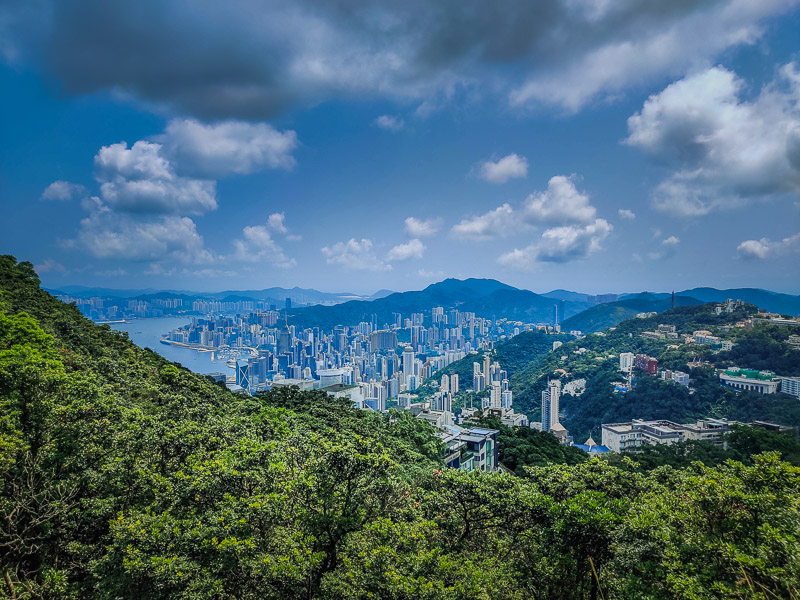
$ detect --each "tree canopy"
[1,254,799,599]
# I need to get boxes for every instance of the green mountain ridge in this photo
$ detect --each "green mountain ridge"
[560,293,704,333]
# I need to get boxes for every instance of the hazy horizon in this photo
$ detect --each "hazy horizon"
[3,1,800,294]
[41,277,800,299]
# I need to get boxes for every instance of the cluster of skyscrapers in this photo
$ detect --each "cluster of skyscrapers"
[163,307,537,407]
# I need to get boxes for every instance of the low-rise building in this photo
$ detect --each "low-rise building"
[634,353,658,376]
[319,383,365,408]
[694,330,721,345]
[415,409,454,429]
[438,425,499,472]
[641,331,665,341]
[719,367,781,394]
[271,378,316,391]
[483,406,528,427]
[414,410,501,472]
[601,418,731,452]
[661,369,690,386]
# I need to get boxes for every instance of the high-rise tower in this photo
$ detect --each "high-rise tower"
[541,379,562,431]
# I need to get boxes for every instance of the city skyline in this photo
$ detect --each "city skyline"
[2,1,800,294]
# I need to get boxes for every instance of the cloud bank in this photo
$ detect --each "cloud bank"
[627,63,800,217]
[3,0,794,117]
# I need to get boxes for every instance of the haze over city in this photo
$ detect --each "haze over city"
[2,1,799,294]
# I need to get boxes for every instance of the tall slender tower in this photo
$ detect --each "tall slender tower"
[490,382,502,409]
[541,379,562,431]
[402,348,415,387]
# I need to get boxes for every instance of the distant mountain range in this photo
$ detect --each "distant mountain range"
[47,280,800,325]
[285,278,592,329]
[287,281,800,331]
[616,288,800,318]
[45,285,392,307]
[676,288,800,316]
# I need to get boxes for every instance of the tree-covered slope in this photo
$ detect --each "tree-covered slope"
[560,293,703,333]
[2,256,800,600]
[413,329,569,399]
[509,303,800,440]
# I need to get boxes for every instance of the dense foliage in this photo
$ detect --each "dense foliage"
[560,293,703,333]
[508,304,800,440]
[2,256,800,599]
[475,416,588,474]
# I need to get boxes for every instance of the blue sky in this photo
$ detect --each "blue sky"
[1,0,799,294]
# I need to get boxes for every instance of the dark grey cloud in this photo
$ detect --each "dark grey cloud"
[3,0,796,117]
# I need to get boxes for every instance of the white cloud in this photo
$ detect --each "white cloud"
[522,175,595,224]
[144,263,176,276]
[41,180,86,201]
[418,268,445,279]
[618,208,636,220]
[626,63,800,217]
[267,212,288,233]
[477,153,528,184]
[95,140,172,180]
[498,218,612,269]
[321,238,391,271]
[34,258,66,273]
[737,232,800,259]
[232,223,295,268]
[64,118,304,271]
[647,235,681,260]
[452,175,599,240]
[94,141,217,215]
[404,216,441,237]
[451,203,516,240]
[159,118,298,176]
[181,267,238,278]
[78,211,215,264]
[92,117,300,217]
[662,235,680,246]
[386,238,425,261]
[374,115,404,131]
[98,176,217,216]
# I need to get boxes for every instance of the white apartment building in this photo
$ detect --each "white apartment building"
[601,418,731,453]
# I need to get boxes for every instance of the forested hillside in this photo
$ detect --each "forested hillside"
[508,303,800,440]
[2,255,800,599]
[560,293,702,333]
[413,329,569,400]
